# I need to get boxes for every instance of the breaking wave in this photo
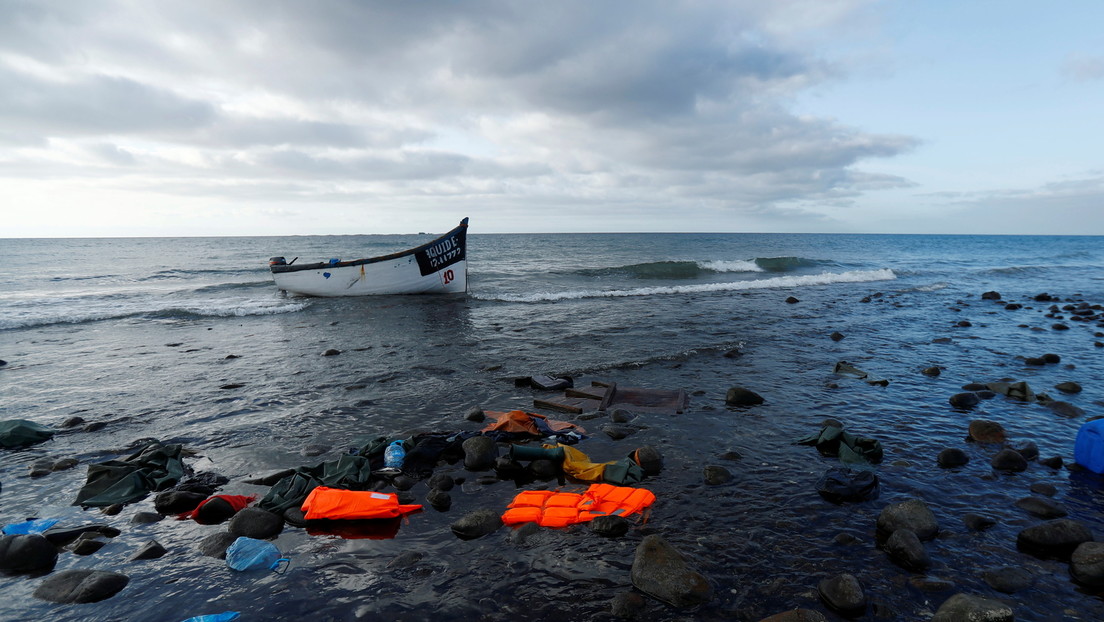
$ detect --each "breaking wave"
[0,297,309,330]
[574,256,825,279]
[475,269,896,303]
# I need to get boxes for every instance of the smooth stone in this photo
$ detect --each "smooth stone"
[608,408,635,423]
[426,489,452,511]
[464,407,485,423]
[32,569,129,604]
[949,392,980,409]
[130,512,164,524]
[1013,441,1039,461]
[68,536,106,556]
[1047,401,1085,418]
[462,436,499,471]
[1014,496,1068,519]
[1029,482,1057,497]
[633,445,664,475]
[817,573,866,616]
[884,529,930,571]
[963,513,998,531]
[42,524,120,547]
[703,465,732,485]
[1070,541,1104,586]
[0,534,58,573]
[154,490,208,515]
[877,498,939,541]
[450,509,502,540]
[129,540,167,561]
[981,291,1002,300]
[51,458,79,471]
[197,532,238,559]
[610,592,649,619]
[922,366,942,377]
[757,609,828,622]
[387,551,423,569]
[589,515,630,538]
[932,594,1013,622]
[1055,381,1082,393]
[785,296,800,304]
[937,448,969,468]
[322,349,341,356]
[601,424,637,440]
[630,535,713,607]
[725,386,764,406]
[967,420,1007,443]
[908,577,955,592]
[228,507,284,539]
[981,566,1034,593]
[1016,519,1094,559]
[1040,456,1064,469]
[991,449,1028,472]
[427,473,455,491]
[830,331,845,342]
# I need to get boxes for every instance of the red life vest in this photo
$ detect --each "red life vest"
[179,494,255,521]
[502,483,655,528]
[300,486,423,520]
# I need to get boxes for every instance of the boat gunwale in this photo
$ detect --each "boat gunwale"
[270,218,468,274]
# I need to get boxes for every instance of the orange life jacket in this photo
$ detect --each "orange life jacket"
[300,486,422,520]
[502,483,655,528]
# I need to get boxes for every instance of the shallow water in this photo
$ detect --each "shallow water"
[2,232,1103,620]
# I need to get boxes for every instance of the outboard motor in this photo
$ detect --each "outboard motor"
[269,256,287,267]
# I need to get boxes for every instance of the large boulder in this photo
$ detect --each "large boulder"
[931,593,1013,622]
[876,498,939,541]
[1014,496,1067,519]
[630,535,713,608]
[1070,541,1104,586]
[817,573,865,616]
[0,534,58,573]
[33,569,129,603]
[725,387,764,407]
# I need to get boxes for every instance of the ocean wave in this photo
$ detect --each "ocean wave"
[191,280,276,293]
[141,267,268,281]
[0,297,309,330]
[573,256,824,279]
[752,256,824,272]
[474,269,897,303]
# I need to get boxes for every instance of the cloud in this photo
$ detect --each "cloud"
[0,0,921,232]
[1063,53,1104,81]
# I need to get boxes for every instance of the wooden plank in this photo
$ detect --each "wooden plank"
[533,396,600,414]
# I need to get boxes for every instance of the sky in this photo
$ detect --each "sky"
[1,0,1102,237]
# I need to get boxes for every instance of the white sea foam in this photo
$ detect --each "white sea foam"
[0,296,309,330]
[474,268,897,303]
[698,259,763,273]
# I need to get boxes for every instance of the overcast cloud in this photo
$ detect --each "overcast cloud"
[1,0,1101,235]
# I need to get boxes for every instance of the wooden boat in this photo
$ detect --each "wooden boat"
[268,218,468,296]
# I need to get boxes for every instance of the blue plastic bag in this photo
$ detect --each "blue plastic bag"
[180,613,240,622]
[225,536,289,572]
[2,518,59,535]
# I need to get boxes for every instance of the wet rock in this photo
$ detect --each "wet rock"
[462,436,499,471]
[33,569,129,604]
[981,567,1034,593]
[1042,353,1061,363]
[962,382,988,391]
[1016,519,1094,559]
[931,593,1013,622]
[963,513,998,531]
[322,349,341,356]
[981,291,1001,300]
[829,331,845,342]
[1070,541,1104,586]
[922,366,942,377]
[590,515,630,538]
[387,550,423,569]
[937,448,969,468]
[1013,442,1039,461]
[884,529,930,571]
[991,449,1028,472]
[101,504,123,516]
[29,459,54,478]
[60,416,86,428]
[450,509,502,540]
[42,525,120,547]
[465,407,486,423]
[154,490,208,515]
[909,577,955,592]
[51,457,79,471]
[242,468,296,486]
[1004,302,1022,310]
[68,535,107,556]
[1030,482,1057,497]
[130,512,163,525]
[428,473,455,491]
[725,387,764,406]
[282,508,307,528]
[630,535,713,607]
[197,532,238,558]
[948,392,980,409]
[703,465,732,485]
[817,573,865,616]
[877,498,939,540]
[392,474,418,491]
[1024,356,1046,366]
[426,489,452,511]
[1052,323,1070,331]
[610,591,649,619]
[228,507,284,539]
[632,445,664,475]
[528,459,560,480]
[785,296,800,304]
[0,534,58,573]
[1039,456,1064,469]
[602,425,637,440]
[1055,381,1082,394]
[758,610,828,622]
[129,540,167,561]
[718,450,743,462]
[218,383,245,390]
[967,420,1007,444]
[1047,401,1085,418]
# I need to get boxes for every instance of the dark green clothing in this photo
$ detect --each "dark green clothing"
[74,442,187,507]
[258,454,375,514]
[0,420,55,449]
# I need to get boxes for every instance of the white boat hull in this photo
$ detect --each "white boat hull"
[269,218,468,297]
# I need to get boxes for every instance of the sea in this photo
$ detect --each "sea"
[1,231,1103,621]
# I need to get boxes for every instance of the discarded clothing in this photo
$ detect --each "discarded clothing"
[796,425,883,467]
[300,487,422,521]
[509,443,644,485]
[986,381,1035,402]
[482,410,586,444]
[258,454,373,514]
[180,495,256,523]
[0,419,55,449]
[816,467,880,503]
[73,442,189,507]
[502,483,655,528]
[833,361,889,386]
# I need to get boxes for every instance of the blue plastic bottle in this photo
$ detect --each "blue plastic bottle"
[384,440,406,469]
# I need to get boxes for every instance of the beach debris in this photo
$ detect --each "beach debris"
[534,380,689,415]
[74,442,189,508]
[876,498,938,541]
[33,569,129,604]
[816,467,879,503]
[631,535,713,607]
[931,594,1013,622]
[817,573,866,616]
[0,419,56,449]
[725,386,764,406]
[796,423,884,467]
[832,361,889,386]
